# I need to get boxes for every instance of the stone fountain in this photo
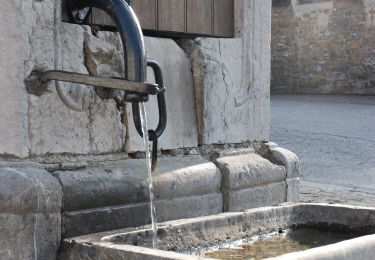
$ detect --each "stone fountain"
[2,1,371,260]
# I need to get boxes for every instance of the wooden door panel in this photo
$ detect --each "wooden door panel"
[186,0,213,35]
[61,0,234,37]
[158,0,186,33]
[213,0,234,37]
[131,0,157,30]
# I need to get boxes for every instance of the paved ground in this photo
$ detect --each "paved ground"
[271,94,375,207]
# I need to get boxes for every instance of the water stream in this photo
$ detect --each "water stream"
[139,103,158,249]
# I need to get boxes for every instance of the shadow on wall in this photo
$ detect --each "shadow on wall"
[271,0,375,94]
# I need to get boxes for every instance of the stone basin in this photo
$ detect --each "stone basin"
[59,203,375,260]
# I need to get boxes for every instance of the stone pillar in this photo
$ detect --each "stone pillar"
[181,0,272,145]
[0,164,62,260]
[0,1,31,158]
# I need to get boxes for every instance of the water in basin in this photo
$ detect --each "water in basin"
[203,229,358,260]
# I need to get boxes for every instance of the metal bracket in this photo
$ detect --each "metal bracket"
[25,70,164,101]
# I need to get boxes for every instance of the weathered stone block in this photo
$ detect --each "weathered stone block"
[181,0,271,145]
[63,193,223,238]
[29,23,124,156]
[0,167,62,260]
[56,155,221,236]
[0,0,35,157]
[287,178,300,203]
[155,193,223,222]
[224,182,287,212]
[216,153,286,191]
[153,156,221,200]
[269,145,300,179]
[0,167,62,213]
[127,37,198,152]
[55,155,219,212]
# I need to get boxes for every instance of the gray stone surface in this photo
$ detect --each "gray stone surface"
[216,153,286,191]
[29,23,124,156]
[287,178,300,203]
[55,160,149,212]
[155,193,222,223]
[181,0,271,145]
[271,94,375,192]
[0,0,271,158]
[127,36,198,152]
[0,0,34,157]
[55,155,219,211]
[153,156,221,200]
[61,204,375,260]
[63,202,150,238]
[63,193,222,238]
[57,155,221,237]
[268,145,299,179]
[224,182,287,212]
[0,167,62,260]
[208,148,255,162]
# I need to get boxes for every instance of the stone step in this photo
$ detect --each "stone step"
[54,155,223,237]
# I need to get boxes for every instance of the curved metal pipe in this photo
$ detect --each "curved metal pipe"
[71,0,146,83]
[69,0,166,155]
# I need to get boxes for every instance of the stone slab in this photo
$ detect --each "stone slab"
[224,182,287,212]
[55,155,219,212]
[287,178,300,203]
[208,148,255,162]
[181,0,271,145]
[153,156,221,200]
[292,204,375,229]
[127,36,198,152]
[60,204,375,260]
[0,213,61,260]
[155,193,223,223]
[28,23,124,156]
[270,146,300,179]
[0,167,62,214]
[0,167,62,260]
[216,153,286,191]
[63,193,223,238]
[0,1,31,157]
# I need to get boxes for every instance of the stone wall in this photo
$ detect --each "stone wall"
[0,2,276,259]
[0,0,271,159]
[180,0,271,145]
[272,0,375,94]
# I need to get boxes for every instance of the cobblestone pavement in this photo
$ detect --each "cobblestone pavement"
[300,181,375,208]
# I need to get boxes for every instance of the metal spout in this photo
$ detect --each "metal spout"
[69,0,146,83]
[67,0,167,170]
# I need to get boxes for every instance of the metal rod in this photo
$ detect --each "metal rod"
[35,70,162,94]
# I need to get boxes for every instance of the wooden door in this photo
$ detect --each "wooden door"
[62,0,234,37]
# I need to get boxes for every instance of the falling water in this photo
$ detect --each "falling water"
[139,102,158,249]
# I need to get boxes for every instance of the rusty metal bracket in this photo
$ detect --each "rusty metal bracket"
[25,70,164,98]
